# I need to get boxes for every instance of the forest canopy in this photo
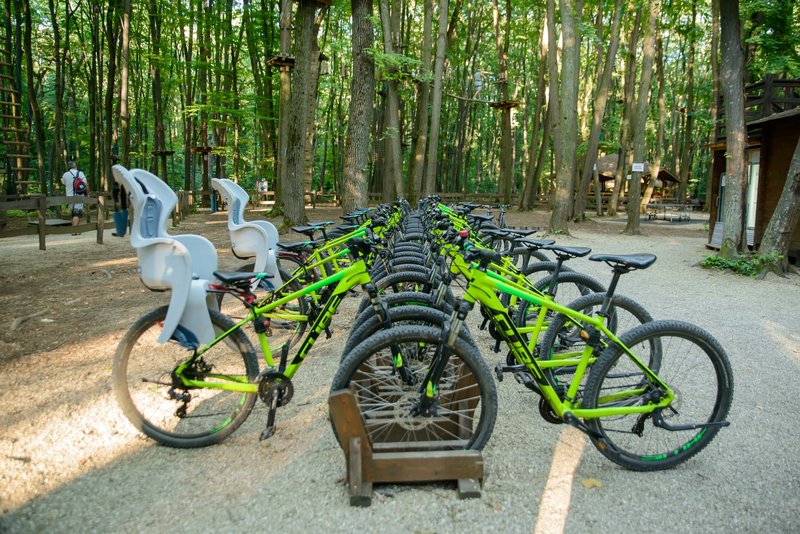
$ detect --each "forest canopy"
[2,0,799,224]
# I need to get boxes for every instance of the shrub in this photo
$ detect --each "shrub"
[700,252,784,277]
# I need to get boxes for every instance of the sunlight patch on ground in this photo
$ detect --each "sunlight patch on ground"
[763,320,800,363]
[90,256,138,268]
[533,426,586,534]
[0,377,331,513]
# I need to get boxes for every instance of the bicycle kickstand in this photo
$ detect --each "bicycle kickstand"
[260,394,280,441]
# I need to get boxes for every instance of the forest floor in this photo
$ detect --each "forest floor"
[1,204,798,532]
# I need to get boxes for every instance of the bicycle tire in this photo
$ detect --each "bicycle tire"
[513,271,606,332]
[535,292,655,400]
[356,271,447,314]
[113,306,259,448]
[331,324,498,450]
[582,320,734,471]
[342,305,477,358]
[350,290,455,328]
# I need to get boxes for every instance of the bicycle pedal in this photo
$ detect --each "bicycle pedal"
[494,364,504,382]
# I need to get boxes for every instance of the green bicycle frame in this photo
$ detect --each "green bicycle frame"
[460,263,674,421]
[174,250,372,393]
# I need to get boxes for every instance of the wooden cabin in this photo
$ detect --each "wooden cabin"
[594,153,680,198]
[708,76,800,262]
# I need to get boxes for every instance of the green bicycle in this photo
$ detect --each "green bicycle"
[333,241,733,470]
[113,237,497,449]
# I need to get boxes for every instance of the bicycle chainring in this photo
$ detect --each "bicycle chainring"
[538,396,563,424]
[257,372,294,407]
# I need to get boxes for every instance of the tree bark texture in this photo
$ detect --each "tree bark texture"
[624,0,659,235]
[284,1,318,225]
[573,0,624,220]
[378,0,403,200]
[423,0,448,195]
[493,0,513,204]
[719,0,748,258]
[407,0,433,202]
[548,0,581,234]
[758,136,800,272]
[341,0,375,213]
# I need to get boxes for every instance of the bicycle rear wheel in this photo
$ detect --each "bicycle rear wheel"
[331,325,497,450]
[535,292,654,400]
[113,306,259,448]
[582,320,734,471]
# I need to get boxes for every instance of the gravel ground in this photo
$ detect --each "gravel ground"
[1,208,799,533]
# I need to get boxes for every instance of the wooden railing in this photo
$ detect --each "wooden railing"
[716,75,800,140]
[0,194,111,250]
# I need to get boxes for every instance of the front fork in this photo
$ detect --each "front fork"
[412,299,474,416]
[365,283,415,384]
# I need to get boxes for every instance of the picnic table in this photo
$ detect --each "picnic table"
[646,202,691,222]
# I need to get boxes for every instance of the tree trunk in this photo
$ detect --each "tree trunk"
[423,0,448,195]
[677,0,697,201]
[519,14,546,210]
[149,0,166,181]
[408,0,433,202]
[548,0,581,234]
[641,31,666,209]
[378,0,403,199]
[47,0,66,190]
[303,12,324,195]
[22,0,46,193]
[274,0,293,214]
[284,1,319,225]
[341,0,375,213]
[493,0,513,204]
[608,9,641,216]
[758,137,800,273]
[718,0,748,258]
[573,0,624,220]
[119,0,131,169]
[623,0,659,235]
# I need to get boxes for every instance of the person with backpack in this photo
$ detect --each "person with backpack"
[61,161,88,233]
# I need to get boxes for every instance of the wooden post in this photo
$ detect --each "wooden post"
[37,195,47,250]
[96,194,106,244]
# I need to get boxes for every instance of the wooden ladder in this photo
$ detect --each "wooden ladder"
[0,46,35,198]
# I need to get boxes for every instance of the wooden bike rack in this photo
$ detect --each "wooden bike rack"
[328,389,484,506]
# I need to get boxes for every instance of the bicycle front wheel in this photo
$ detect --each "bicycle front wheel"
[332,325,497,450]
[582,320,734,471]
[113,306,260,448]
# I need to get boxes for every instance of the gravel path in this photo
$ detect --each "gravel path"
[2,210,799,533]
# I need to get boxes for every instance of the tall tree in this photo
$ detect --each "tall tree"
[341,0,375,213]
[378,0,403,200]
[758,137,800,274]
[623,0,659,235]
[548,0,582,234]
[284,1,321,225]
[677,0,697,201]
[718,0,748,258]
[407,0,433,202]
[119,0,131,168]
[573,0,624,220]
[492,0,513,204]
[423,0,448,195]
[21,0,46,193]
[608,8,641,217]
